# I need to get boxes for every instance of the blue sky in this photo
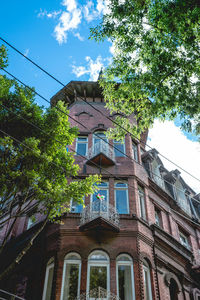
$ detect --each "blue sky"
[1,0,200,192]
[0,0,112,107]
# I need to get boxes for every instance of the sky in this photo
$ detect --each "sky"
[0,0,200,193]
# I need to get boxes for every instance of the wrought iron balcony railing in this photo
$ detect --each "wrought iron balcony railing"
[87,140,115,166]
[75,286,120,300]
[80,200,119,228]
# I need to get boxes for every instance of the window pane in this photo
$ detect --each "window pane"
[114,142,125,157]
[43,265,54,300]
[89,266,107,290]
[117,256,131,262]
[94,133,107,144]
[116,190,128,214]
[139,187,146,220]
[90,254,108,261]
[71,199,83,213]
[143,264,152,300]
[63,264,79,300]
[78,137,87,142]
[118,265,133,300]
[132,142,138,162]
[77,143,87,156]
[115,182,127,188]
[92,189,108,212]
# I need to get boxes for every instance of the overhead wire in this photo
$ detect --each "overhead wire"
[1,72,200,226]
[0,36,200,184]
[1,123,200,229]
[1,67,200,208]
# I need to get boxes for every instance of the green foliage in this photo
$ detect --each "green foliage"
[0,46,100,222]
[91,0,200,138]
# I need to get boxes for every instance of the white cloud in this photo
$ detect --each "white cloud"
[73,32,84,41]
[148,120,200,194]
[72,55,107,81]
[37,9,61,19]
[83,0,111,23]
[54,0,82,44]
[38,0,111,44]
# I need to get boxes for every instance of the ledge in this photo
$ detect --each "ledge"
[79,216,120,232]
[151,224,194,262]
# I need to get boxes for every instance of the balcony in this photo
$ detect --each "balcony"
[79,200,120,232]
[86,140,115,166]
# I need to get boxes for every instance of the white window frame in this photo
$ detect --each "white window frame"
[138,186,146,220]
[179,231,190,249]
[87,250,110,299]
[90,182,109,212]
[60,253,81,300]
[76,136,88,156]
[154,208,162,227]
[70,197,85,213]
[132,141,138,162]
[114,182,129,214]
[113,139,126,157]
[93,131,107,145]
[116,254,136,300]
[27,215,37,230]
[143,260,153,300]
[42,258,54,300]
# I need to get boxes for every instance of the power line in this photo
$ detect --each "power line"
[1,68,131,160]
[1,126,200,228]
[1,67,200,207]
[1,36,199,184]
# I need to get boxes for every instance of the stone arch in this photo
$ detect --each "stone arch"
[164,272,182,293]
[139,251,155,269]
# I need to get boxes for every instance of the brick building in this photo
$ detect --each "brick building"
[0,79,200,300]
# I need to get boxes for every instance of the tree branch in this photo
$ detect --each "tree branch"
[0,214,49,281]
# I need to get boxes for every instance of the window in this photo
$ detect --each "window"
[154,208,162,227]
[132,141,138,162]
[179,231,190,249]
[76,136,88,156]
[42,258,54,300]
[113,139,125,157]
[61,253,81,300]
[91,182,109,212]
[70,197,84,213]
[169,278,179,300]
[138,186,146,220]
[27,215,37,230]
[93,132,107,144]
[87,251,109,298]
[115,182,129,214]
[116,254,135,300]
[143,260,153,300]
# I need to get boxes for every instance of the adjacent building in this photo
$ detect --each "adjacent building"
[0,80,200,300]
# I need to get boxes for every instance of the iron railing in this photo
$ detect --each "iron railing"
[88,140,115,161]
[0,289,25,300]
[80,200,119,227]
[75,286,120,300]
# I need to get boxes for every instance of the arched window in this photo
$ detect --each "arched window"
[93,131,107,145]
[42,258,54,300]
[143,260,153,300]
[60,253,81,300]
[116,254,135,300]
[87,251,110,296]
[169,278,179,300]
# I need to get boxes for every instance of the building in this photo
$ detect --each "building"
[0,79,200,300]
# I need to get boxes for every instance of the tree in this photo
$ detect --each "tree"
[91,0,200,140]
[0,45,100,278]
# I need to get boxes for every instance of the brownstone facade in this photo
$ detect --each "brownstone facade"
[0,80,200,300]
